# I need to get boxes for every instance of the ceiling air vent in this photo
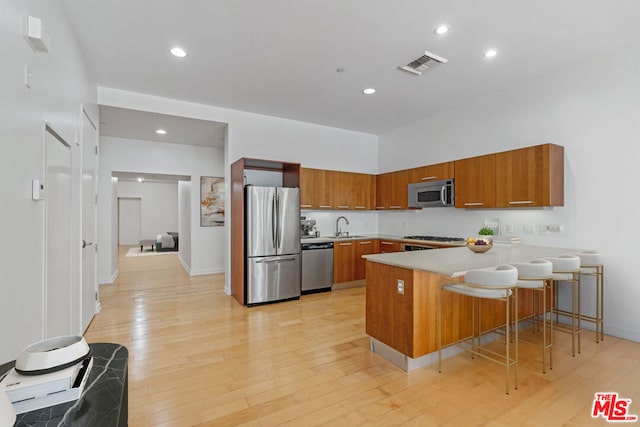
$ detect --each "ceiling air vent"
[399,50,448,76]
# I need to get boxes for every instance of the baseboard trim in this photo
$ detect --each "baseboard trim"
[332,279,366,291]
[188,267,225,276]
[177,255,191,275]
[98,269,119,285]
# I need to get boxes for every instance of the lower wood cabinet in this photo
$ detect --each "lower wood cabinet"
[379,240,402,253]
[334,239,380,283]
[334,241,356,283]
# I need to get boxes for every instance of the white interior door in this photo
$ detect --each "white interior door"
[45,127,72,338]
[118,198,142,245]
[81,111,98,332]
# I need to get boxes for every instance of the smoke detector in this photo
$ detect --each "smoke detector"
[399,50,448,76]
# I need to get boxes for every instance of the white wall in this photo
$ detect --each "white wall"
[0,1,97,363]
[178,181,192,271]
[97,88,379,294]
[378,47,640,342]
[118,180,179,240]
[98,137,225,282]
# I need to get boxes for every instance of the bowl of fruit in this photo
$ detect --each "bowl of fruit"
[466,237,493,253]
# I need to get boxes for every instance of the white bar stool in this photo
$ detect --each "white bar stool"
[576,251,605,343]
[438,265,519,394]
[510,259,553,373]
[545,255,582,357]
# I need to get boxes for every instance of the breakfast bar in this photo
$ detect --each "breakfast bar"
[363,245,581,371]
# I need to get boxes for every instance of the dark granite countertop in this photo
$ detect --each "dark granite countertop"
[1,343,128,427]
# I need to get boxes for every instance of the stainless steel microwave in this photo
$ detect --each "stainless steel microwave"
[408,179,454,208]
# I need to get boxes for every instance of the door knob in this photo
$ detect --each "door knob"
[82,240,93,249]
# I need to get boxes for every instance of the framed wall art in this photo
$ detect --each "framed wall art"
[200,176,225,227]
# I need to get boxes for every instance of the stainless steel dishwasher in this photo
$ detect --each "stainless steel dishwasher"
[301,241,334,294]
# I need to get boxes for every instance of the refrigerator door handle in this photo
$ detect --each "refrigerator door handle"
[271,192,277,249]
[256,256,297,263]
[275,192,280,250]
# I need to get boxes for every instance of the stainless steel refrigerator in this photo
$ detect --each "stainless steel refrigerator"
[246,186,301,305]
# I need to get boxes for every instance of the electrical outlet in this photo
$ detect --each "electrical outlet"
[548,224,563,232]
[397,279,404,295]
[505,224,514,234]
[540,224,549,234]
[523,224,537,234]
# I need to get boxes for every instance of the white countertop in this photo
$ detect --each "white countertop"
[363,245,584,277]
[301,234,466,246]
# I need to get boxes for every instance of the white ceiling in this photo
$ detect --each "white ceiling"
[99,106,226,148]
[63,0,640,135]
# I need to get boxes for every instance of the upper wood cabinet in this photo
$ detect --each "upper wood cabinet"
[376,170,409,210]
[333,171,355,209]
[495,144,564,207]
[351,173,376,210]
[299,168,315,209]
[408,161,455,184]
[300,167,375,210]
[454,154,497,208]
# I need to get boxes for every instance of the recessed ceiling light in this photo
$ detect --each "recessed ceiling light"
[483,49,498,59]
[170,47,186,58]
[363,88,376,95]
[137,177,144,183]
[156,129,167,135]
[434,25,450,35]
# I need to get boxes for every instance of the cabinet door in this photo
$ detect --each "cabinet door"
[333,171,354,210]
[408,162,455,184]
[376,170,409,209]
[454,154,496,208]
[352,173,375,210]
[354,240,377,280]
[300,167,315,209]
[334,241,356,283]
[496,144,564,207]
[379,240,402,253]
[314,169,334,209]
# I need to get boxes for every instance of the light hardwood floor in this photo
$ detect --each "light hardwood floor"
[85,247,640,426]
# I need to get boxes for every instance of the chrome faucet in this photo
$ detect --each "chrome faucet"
[335,216,350,237]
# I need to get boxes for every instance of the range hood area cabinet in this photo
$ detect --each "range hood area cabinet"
[455,143,564,209]
[454,154,497,208]
[407,161,455,184]
[230,158,300,306]
[300,168,376,210]
[376,170,409,210]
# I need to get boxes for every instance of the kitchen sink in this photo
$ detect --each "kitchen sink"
[333,235,364,239]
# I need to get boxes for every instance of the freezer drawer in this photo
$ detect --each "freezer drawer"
[247,254,301,305]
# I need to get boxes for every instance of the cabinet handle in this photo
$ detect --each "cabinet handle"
[319,205,332,208]
[375,206,385,209]
[509,200,533,205]
[301,204,312,208]
[421,176,437,181]
[337,205,350,209]
[464,202,484,206]
[339,242,353,246]
[390,206,402,209]
[381,242,394,245]
[355,206,366,209]
[359,241,372,245]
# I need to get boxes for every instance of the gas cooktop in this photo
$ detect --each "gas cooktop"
[403,235,465,242]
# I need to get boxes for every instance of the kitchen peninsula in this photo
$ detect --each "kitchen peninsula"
[363,245,581,371]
